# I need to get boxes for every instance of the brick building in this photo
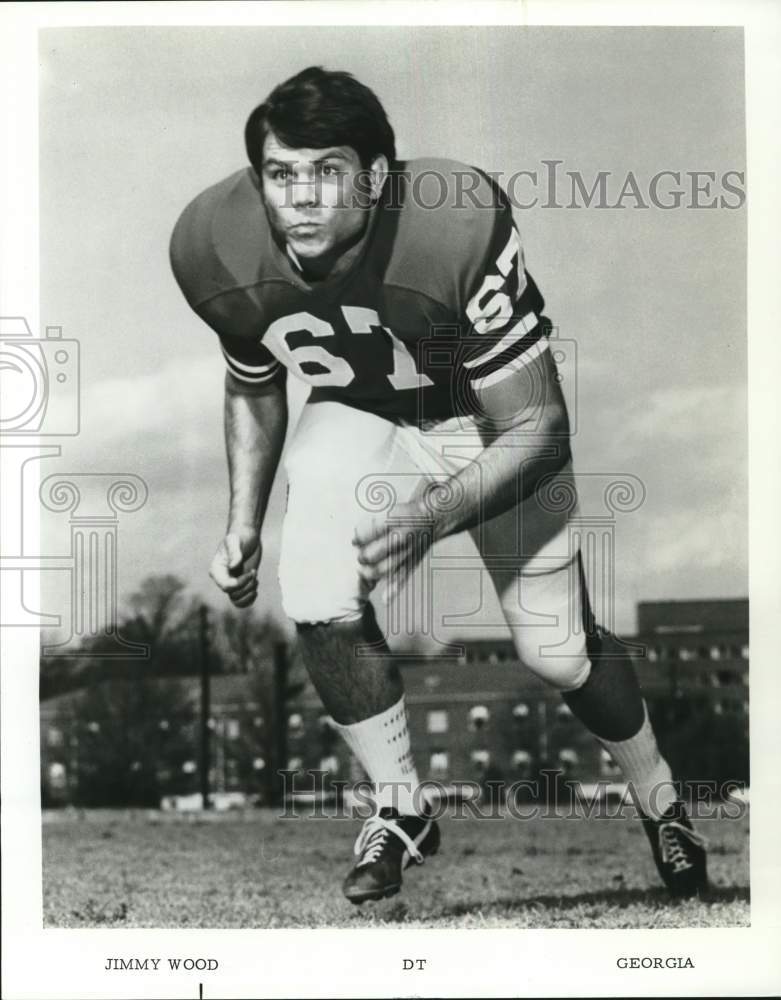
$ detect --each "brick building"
[633,598,749,706]
[40,598,748,803]
[395,598,749,788]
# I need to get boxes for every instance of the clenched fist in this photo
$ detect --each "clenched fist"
[353,501,436,604]
[209,526,261,608]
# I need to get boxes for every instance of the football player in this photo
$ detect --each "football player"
[170,66,707,904]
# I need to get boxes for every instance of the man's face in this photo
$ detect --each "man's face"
[260,132,382,262]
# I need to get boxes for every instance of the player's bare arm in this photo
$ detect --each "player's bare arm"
[432,346,571,534]
[354,348,570,600]
[209,371,287,608]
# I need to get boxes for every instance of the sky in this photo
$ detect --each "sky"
[37,25,747,644]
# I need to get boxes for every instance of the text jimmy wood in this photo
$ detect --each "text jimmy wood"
[104,958,219,971]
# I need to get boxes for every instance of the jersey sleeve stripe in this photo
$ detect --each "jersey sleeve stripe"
[220,345,278,375]
[462,311,539,370]
[222,348,280,384]
[468,337,549,390]
[225,363,280,385]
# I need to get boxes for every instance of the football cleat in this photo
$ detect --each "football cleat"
[641,800,708,898]
[343,806,440,904]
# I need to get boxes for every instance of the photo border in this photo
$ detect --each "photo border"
[2,2,779,997]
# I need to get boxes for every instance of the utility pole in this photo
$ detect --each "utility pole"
[271,641,288,809]
[199,603,212,810]
[537,699,548,767]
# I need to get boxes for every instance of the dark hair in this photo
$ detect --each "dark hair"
[245,66,396,172]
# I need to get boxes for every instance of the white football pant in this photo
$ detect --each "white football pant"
[279,401,591,691]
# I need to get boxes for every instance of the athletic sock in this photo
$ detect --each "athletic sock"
[332,696,423,815]
[599,702,677,819]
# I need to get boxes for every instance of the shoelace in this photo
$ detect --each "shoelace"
[353,816,424,868]
[658,821,708,873]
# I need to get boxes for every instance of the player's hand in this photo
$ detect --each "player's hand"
[209,526,261,608]
[353,501,435,605]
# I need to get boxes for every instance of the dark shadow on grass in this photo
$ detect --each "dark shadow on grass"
[69,898,129,925]
[435,884,750,920]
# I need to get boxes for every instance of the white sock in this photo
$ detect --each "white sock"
[599,703,677,818]
[332,696,422,815]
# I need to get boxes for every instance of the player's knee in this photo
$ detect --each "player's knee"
[278,569,366,625]
[280,572,365,624]
[511,634,592,692]
[283,598,365,626]
[278,539,368,625]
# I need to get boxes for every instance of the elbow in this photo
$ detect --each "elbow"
[546,402,570,436]
[541,403,571,469]
[555,437,572,471]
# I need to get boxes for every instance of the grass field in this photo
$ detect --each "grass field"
[42,804,749,929]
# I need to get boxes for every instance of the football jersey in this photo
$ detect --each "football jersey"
[170,158,548,424]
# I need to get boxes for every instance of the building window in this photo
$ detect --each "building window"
[287,756,303,773]
[426,709,449,734]
[511,750,532,776]
[288,713,303,735]
[556,703,573,719]
[599,748,621,779]
[252,757,266,771]
[513,702,530,720]
[48,762,67,788]
[424,674,441,690]
[678,647,696,662]
[741,644,749,660]
[226,718,240,740]
[182,760,197,774]
[253,715,264,728]
[319,755,339,774]
[468,705,490,731]
[709,645,722,661]
[47,726,64,747]
[470,749,490,769]
[557,749,579,776]
[429,751,449,778]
